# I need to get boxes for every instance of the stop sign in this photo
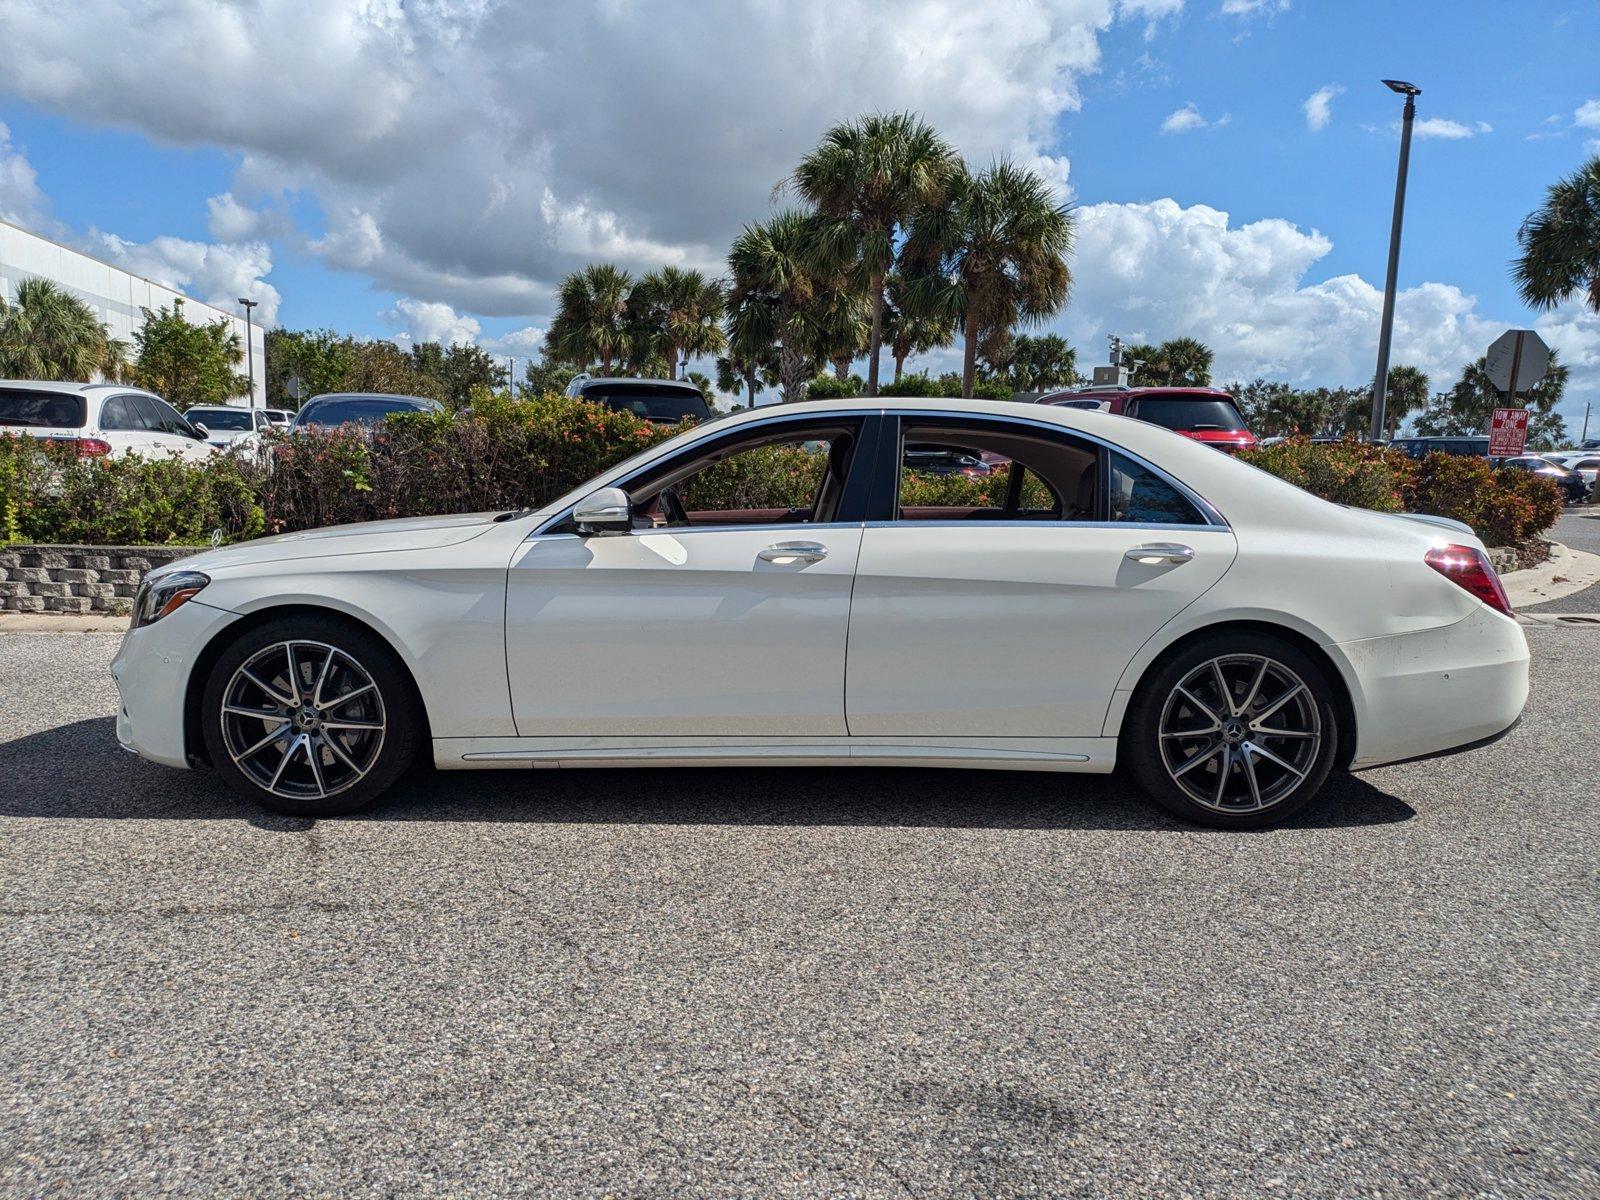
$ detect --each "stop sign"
[1485,330,1550,395]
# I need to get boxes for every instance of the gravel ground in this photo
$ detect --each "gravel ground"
[2,630,1597,1198]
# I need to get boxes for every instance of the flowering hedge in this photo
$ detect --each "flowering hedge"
[0,406,1563,549]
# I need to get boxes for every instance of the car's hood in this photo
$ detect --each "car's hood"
[170,511,507,573]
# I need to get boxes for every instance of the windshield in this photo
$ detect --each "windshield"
[1132,396,1248,432]
[296,397,434,427]
[188,408,253,431]
[583,385,710,423]
[0,388,85,429]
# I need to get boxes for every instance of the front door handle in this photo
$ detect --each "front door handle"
[758,541,828,564]
[1125,543,1194,565]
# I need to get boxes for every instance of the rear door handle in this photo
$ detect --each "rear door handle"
[758,541,828,563]
[1125,543,1194,565]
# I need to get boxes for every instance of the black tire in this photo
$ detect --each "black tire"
[1123,631,1340,830]
[200,614,423,817]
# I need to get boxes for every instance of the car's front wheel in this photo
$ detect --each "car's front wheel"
[201,615,422,817]
[1124,633,1340,829]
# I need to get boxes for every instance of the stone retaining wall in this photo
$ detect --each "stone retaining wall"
[0,545,205,614]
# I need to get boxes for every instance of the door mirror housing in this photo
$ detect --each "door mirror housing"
[189,422,210,439]
[573,487,633,535]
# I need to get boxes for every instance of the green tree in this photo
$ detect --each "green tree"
[265,328,356,409]
[1379,364,1429,437]
[1414,353,1570,448]
[1512,154,1600,313]
[131,299,249,410]
[409,341,509,409]
[519,353,579,398]
[883,272,954,385]
[339,340,445,402]
[792,112,961,396]
[728,211,829,403]
[715,345,779,409]
[629,268,726,378]
[904,161,1073,398]
[547,264,634,374]
[983,332,1078,392]
[0,277,117,381]
[1124,337,1212,387]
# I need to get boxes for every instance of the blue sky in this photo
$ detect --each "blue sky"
[1,0,1597,429]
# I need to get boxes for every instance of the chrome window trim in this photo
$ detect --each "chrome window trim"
[888,408,1229,528]
[861,520,1228,534]
[533,404,1228,536]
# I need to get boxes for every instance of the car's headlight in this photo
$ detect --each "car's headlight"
[131,571,210,629]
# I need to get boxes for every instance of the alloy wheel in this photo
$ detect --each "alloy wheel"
[1157,653,1322,815]
[219,640,387,802]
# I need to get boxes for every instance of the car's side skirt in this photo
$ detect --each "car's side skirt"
[433,735,1117,773]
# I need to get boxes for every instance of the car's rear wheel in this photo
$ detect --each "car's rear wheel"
[201,615,422,817]
[1124,633,1340,829]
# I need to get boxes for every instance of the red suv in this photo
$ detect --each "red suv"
[1037,386,1257,452]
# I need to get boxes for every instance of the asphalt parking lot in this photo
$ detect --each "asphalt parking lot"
[2,626,1597,1198]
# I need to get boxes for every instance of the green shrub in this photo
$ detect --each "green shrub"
[1238,438,1561,547]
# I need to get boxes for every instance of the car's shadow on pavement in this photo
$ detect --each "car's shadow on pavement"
[2,717,1416,832]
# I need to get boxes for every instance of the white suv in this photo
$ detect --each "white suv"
[0,381,217,462]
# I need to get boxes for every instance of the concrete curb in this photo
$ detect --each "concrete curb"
[1505,541,1600,609]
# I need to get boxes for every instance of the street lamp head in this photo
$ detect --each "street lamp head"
[237,297,257,308]
[1381,79,1421,96]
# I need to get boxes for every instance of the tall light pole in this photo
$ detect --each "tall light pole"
[1370,79,1420,442]
[237,297,259,410]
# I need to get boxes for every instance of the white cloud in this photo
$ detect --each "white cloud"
[1574,99,1600,130]
[1303,84,1343,132]
[1220,0,1289,15]
[0,0,1146,317]
[85,230,282,326]
[1053,198,1598,419]
[1161,102,1229,134]
[384,297,480,347]
[0,121,49,229]
[205,192,292,242]
[1412,117,1487,140]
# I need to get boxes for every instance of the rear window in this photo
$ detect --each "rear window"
[188,408,253,431]
[296,397,436,427]
[0,388,85,429]
[1129,395,1247,433]
[582,385,710,423]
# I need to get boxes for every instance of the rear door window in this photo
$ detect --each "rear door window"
[1108,451,1205,525]
[0,388,86,429]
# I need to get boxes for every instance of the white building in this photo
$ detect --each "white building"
[0,217,266,407]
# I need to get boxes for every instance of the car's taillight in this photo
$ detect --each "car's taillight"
[74,437,113,457]
[1425,544,1513,616]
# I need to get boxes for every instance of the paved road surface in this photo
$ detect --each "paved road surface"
[2,630,1596,1198]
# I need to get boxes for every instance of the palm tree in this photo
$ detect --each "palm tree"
[1512,154,1600,313]
[1380,364,1429,437]
[715,347,777,409]
[0,277,116,381]
[546,264,634,374]
[1157,337,1213,386]
[884,273,955,385]
[902,161,1073,398]
[630,267,727,378]
[792,112,961,396]
[728,211,827,403]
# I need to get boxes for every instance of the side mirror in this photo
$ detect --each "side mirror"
[573,486,632,535]
[190,422,210,438]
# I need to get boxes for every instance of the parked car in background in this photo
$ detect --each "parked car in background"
[1542,451,1600,491]
[184,405,276,452]
[1037,386,1257,452]
[1389,436,1490,459]
[0,380,215,461]
[289,393,444,434]
[261,408,294,429]
[903,443,992,477]
[1497,454,1588,502]
[564,375,712,425]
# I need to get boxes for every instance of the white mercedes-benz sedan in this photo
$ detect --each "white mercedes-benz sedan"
[110,398,1530,829]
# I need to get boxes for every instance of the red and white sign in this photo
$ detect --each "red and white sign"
[1488,407,1529,457]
